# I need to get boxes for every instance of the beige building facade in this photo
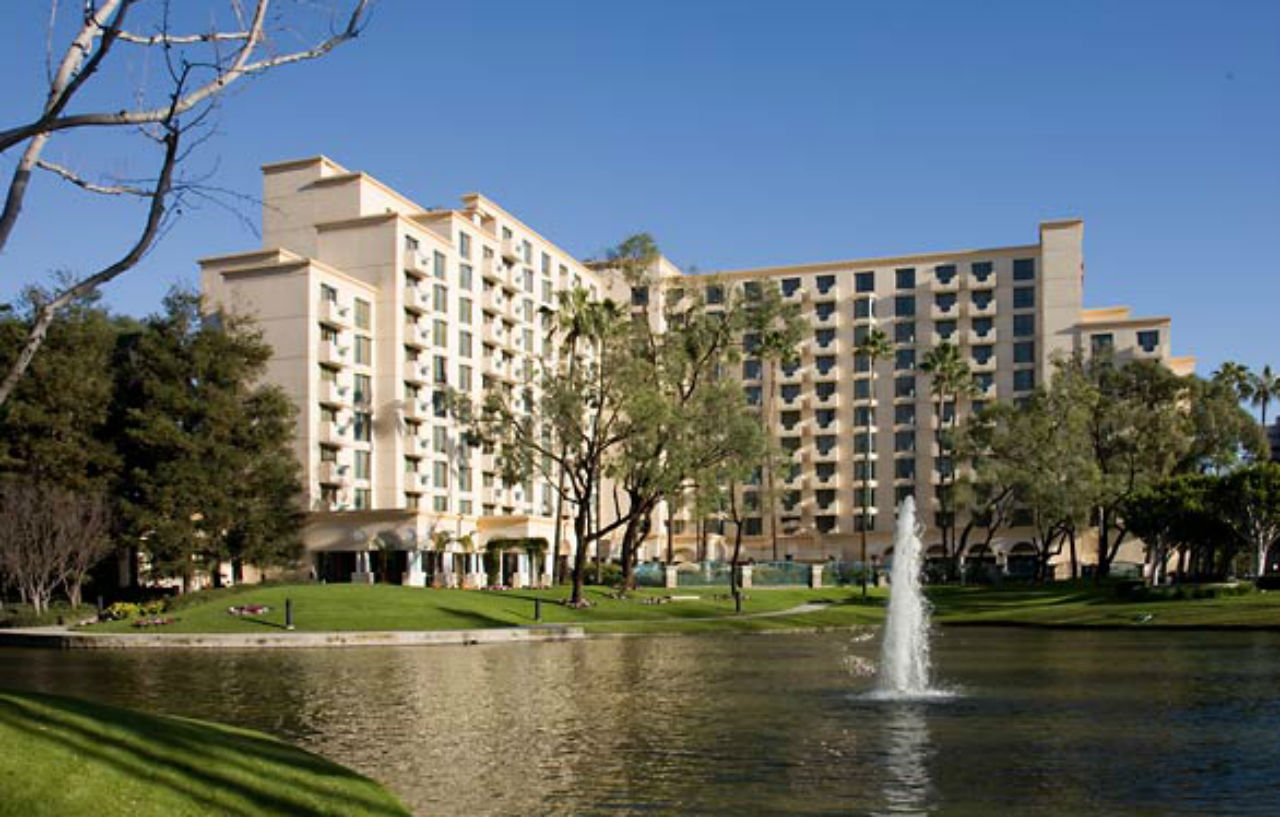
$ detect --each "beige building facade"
[201,157,1191,585]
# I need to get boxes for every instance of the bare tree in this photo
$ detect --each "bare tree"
[0,0,372,406]
[0,482,114,614]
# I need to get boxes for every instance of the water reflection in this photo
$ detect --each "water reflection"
[1,629,1278,817]
[876,704,933,817]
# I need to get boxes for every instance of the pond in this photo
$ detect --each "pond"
[2,627,1278,816]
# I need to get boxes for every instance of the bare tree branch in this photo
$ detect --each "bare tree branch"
[35,158,151,196]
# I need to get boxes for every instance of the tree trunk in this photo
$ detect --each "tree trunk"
[1068,528,1079,580]
[766,360,779,561]
[618,515,640,592]
[570,504,591,605]
[67,580,83,609]
[1258,541,1269,579]
[1095,508,1111,581]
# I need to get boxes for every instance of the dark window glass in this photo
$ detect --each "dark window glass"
[815,328,836,347]
[1137,330,1160,352]
[816,302,836,321]
[971,261,994,282]
[1013,369,1035,391]
[743,359,761,380]
[781,277,802,297]
[895,322,916,344]
[1013,258,1036,281]
[935,319,957,340]
[853,378,872,399]
[895,458,915,480]
[973,317,994,337]
[1013,314,1035,337]
[1014,341,1034,364]
[895,349,915,371]
[816,275,836,295]
[1091,334,1114,354]
[706,285,724,305]
[895,430,915,452]
[896,268,916,289]
[895,296,916,317]
[854,297,875,319]
[934,264,957,284]
[894,376,915,398]
[781,384,801,402]
[816,355,837,375]
[1013,286,1035,309]
[972,345,994,364]
[855,271,875,293]
[631,286,649,306]
[894,404,915,425]
[745,518,763,536]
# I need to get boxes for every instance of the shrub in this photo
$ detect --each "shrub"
[105,601,141,621]
[588,562,624,587]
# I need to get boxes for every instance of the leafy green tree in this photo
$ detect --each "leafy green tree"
[1212,361,1253,403]
[853,326,891,595]
[1183,376,1268,472]
[1217,463,1280,578]
[114,290,303,591]
[0,291,125,491]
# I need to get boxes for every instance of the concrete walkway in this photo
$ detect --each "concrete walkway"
[0,602,840,650]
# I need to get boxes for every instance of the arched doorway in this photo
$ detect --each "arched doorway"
[963,544,998,584]
[1006,542,1039,581]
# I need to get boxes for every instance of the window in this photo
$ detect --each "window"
[631,286,649,307]
[745,518,763,536]
[354,450,371,480]
[854,515,876,532]
[459,232,471,259]
[354,335,372,365]
[894,296,915,317]
[895,485,914,504]
[972,345,994,365]
[853,378,872,399]
[895,430,915,452]
[1013,258,1036,281]
[433,251,446,279]
[815,302,836,321]
[1013,286,1035,309]
[854,460,876,481]
[320,445,338,463]
[973,317,994,338]
[541,252,551,275]
[815,328,836,348]
[781,277,801,297]
[816,355,837,375]
[781,384,801,403]
[433,461,449,489]
[855,271,875,293]
[971,290,993,310]
[354,298,371,329]
[320,283,338,303]
[894,404,915,425]
[354,488,370,510]
[854,351,870,372]
[894,458,915,480]
[935,293,957,314]
[895,349,915,371]
[745,386,762,406]
[895,322,916,344]
[972,400,987,415]
[353,411,372,442]
[782,410,802,431]
[1091,333,1114,355]
[433,356,448,384]
[743,333,760,354]
[743,281,762,300]
[1014,369,1036,392]
[1137,330,1160,352]
[854,297,875,319]
[896,268,915,289]
[894,376,915,398]
[853,433,875,454]
[458,365,472,392]
[934,264,957,284]
[706,285,724,305]
[935,319,957,340]
[816,435,837,455]
[975,372,994,392]
[743,359,762,380]
[459,264,473,291]
[353,374,371,405]
[433,320,448,347]
[816,382,836,402]
[815,462,836,483]
[542,280,553,303]
[1013,314,1035,337]
[971,261,993,282]
[458,298,473,323]
[854,406,874,426]
[431,284,446,313]
[459,330,472,358]
[434,426,448,454]
[816,275,836,295]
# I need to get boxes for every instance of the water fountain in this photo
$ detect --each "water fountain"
[874,496,937,698]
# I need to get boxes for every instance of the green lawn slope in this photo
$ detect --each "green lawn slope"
[0,690,410,817]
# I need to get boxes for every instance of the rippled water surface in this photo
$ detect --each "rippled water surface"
[3,628,1279,816]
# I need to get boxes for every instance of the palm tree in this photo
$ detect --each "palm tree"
[1250,365,1280,428]
[1213,361,1254,403]
[853,326,891,598]
[920,342,976,578]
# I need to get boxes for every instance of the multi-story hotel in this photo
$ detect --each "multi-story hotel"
[201,156,1192,586]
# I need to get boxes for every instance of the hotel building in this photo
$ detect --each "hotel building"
[201,157,1192,584]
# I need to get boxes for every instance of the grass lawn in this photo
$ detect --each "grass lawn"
[0,690,410,817]
[88,583,884,635]
[79,581,1280,636]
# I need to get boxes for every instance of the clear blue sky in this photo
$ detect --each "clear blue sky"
[1,0,1277,379]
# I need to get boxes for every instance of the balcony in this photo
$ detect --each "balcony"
[319,421,347,445]
[405,248,429,275]
[971,356,997,373]
[969,297,997,317]
[404,285,428,313]
[404,322,427,348]
[968,328,998,345]
[319,341,350,367]
[318,298,351,327]
[932,275,959,293]
[318,461,351,485]
[404,398,431,421]
[971,270,998,288]
[501,238,522,263]
[814,446,839,461]
[930,302,959,321]
[404,359,429,383]
[403,436,426,457]
[319,380,350,406]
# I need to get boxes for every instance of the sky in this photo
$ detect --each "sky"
[1,0,1277,380]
